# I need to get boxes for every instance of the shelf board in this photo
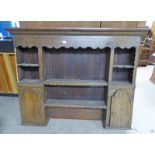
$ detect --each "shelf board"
[17,63,39,67]
[45,99,106,109]
[113,65,134,69]
[44,79,107,87]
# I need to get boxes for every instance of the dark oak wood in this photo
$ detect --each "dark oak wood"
[16,46,38,64]
[112,68,133,83]
[19,21,101,28]
[114,47,135,66]
[110,89,132,128]
[45,99,106,109]
[45,86,107,101]
[44,79,107,86]
[113,65,134,69]
[7,28,148,35]
[17,63,39,67]
[46,107,104,120]
[18,84,46,125]
[43,47,110,81]
[7,27,148,128]
[101,21,146,28]
[18,66,39,80]
[108,88,134,128]
[19,21,146,29]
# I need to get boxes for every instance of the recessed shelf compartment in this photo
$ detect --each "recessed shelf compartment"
[112,68,133,83]
[114,47,135,66]
[17,63,39,67]
[16,46,39,64]
[43,47,110,80]
[45,99,106,109]
[44,79,108,86]
[46,85,107,101]
[18,66,39,80]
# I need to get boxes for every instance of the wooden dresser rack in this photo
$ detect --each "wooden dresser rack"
[8,28,148,128]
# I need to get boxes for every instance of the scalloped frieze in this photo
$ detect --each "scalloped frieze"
[13,35,140,49]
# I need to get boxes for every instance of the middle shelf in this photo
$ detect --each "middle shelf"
[17,63,39,67]
[44,79,108,86]
[113,65,134,69]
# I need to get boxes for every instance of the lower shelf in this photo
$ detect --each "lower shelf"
[45,99,106,109]
[44,79,107,86]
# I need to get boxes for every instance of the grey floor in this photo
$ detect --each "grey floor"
[0,66,155,134]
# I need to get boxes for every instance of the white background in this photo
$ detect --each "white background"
[1,0,155,154]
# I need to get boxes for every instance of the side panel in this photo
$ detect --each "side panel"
[19,84,46,125]
[110,89,134,128]
[106,87,135,128]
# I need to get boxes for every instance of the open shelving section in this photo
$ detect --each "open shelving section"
[112,47,136,84]
[8,28,149,128]
[16,46,40,81]
[43,47,109,113]
[43,47,110,80]
[16,46,39,64]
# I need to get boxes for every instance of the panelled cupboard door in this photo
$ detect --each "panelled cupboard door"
[110,89,134,128]
[19,85,46,125]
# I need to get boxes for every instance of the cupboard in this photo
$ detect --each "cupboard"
[7,28,148,128]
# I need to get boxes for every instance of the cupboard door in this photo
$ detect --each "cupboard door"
[110,89,133,128]
[19,85,46,125]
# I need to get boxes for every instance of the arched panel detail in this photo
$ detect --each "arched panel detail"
[19,86,45,125]
[110,89,132,128]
